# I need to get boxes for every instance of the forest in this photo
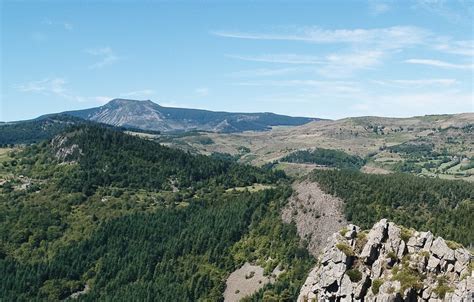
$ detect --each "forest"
[0,125,312,301]
[311,169,474,246]
[281,148,366,170]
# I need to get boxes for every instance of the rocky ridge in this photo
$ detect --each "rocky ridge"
[299,219,473,301]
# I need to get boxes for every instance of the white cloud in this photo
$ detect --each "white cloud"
[319,50,384,77]
[374,78,457,86]
[42,18,73,31]
[16,78,67,95]
[228,67,302,77]
[86,47,120,69]
[120,89,155,98]
[228,51,384,78]
[15,78,109,104]
[214,26,428,50]
[195,87,210,96]
[368,0,391,15]
[433,39,474,56]
[413,0,473,25]
[227,54,322,64]
[405,59,473,69]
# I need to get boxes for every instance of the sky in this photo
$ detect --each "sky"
[1,0,473,121]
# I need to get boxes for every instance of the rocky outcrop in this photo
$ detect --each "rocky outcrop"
[299,219,473,302]
[51,134,82,162]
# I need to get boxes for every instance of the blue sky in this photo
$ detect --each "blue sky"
[1,0,473,121]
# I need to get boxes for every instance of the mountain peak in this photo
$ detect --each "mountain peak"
[63,100,318,133]
[107,98,154,106]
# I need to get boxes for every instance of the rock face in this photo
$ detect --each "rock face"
[298,219,473,302]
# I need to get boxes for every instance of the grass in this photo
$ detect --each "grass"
[400,227,413,243]
[225,183,275,193]
[446,240,463,250]
[391,263,423,293]
[339,227,348,236]
[336,243,355,257]
[372,279,383,294]
[346,269,362,282]
[433,276,454,299]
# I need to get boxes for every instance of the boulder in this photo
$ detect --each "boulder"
[360,219,388,264]
[430,237,455,261]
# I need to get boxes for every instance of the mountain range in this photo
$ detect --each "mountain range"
[61,98,319,133]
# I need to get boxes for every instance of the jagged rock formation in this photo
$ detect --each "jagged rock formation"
[299,219,473,301]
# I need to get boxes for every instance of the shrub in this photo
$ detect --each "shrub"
[336,243,355,257]
[400,227,413,243]
[346,269,362,282]
[372,279,383,294]
[446,240,463,250]
[433,276,454,299]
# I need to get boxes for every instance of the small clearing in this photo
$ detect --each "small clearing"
[223,262,283,302]
[282,180,347,257]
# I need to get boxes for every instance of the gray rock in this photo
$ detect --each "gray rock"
[339,274,353,297]
[454,248,470,265]
[319,262,346,288]
[422,231,434,251]
[360,219,388,264]
[371,258,384,279]
[430,237,455,261]
[427,255,440,272]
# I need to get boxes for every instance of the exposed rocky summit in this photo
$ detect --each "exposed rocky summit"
[299,219,473,301]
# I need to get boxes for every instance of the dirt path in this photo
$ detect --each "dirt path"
[282,180,347,257]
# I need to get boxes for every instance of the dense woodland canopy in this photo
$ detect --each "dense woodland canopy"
[311,169,474,246]
[1,124,473,301]
[0,125,311,301]
[281,148,366,170]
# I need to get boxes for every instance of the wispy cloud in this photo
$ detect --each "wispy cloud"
[413,0,473,25]
[405,59,473,69]
[120,89,155,98]
[42,18,73,31]
[213,26,428,50]
[228,51,384,78]
[373,78,457,87]
[228,67,302,77]
[433,39,474,56]
[15,78,109,104]
[195,87,210,97]
[227,54,322,64]
[86,47,120,69]
[368,0,392,15]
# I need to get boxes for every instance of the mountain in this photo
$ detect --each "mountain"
[62,98,319,133]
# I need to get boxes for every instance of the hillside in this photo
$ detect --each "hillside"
[62,98,318,133]
[0,125,313,301]
[168,113,474,181]
[0,114,87,145]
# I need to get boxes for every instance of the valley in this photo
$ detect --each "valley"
[0,102,473,301]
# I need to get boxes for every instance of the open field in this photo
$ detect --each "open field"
[164,113,474,181]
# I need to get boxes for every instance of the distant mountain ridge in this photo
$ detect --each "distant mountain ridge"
[62,98,319,133]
